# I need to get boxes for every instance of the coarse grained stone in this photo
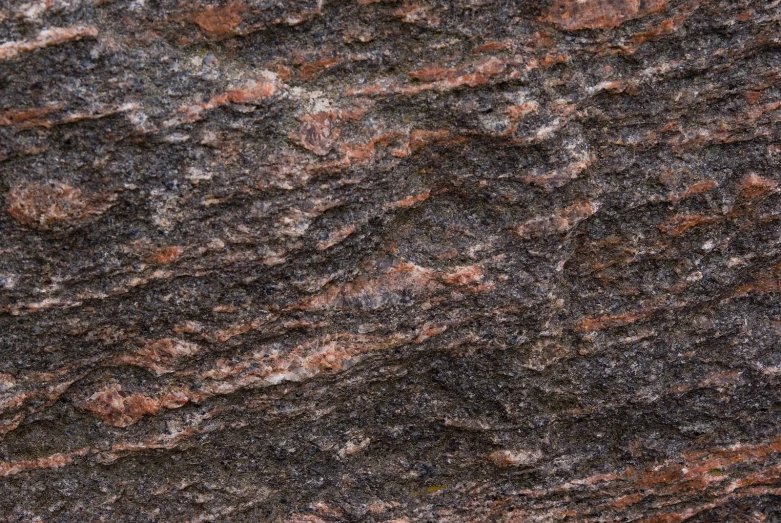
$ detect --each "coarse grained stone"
[1,0,781,521]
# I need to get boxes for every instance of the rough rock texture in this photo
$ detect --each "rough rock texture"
[1,0,781,521]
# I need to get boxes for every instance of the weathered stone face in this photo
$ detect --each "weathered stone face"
[1,0,781,521]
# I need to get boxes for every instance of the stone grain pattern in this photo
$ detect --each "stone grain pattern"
[0,0,780,521]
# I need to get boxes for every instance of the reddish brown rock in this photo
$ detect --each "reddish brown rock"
[5,180,114,230]
[2,0,780,520]
[113,338,200,376]
[515,201,597,239]
[189,1,246,37]
[0,25,98,61]
[545,0,669,31]
[80,384,189,428]
[289,112,341,156]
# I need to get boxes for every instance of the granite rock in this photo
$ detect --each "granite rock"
[1,0,781,521]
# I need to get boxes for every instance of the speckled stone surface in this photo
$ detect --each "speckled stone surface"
[1,0,781,521]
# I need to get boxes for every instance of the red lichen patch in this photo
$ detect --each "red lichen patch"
[289,112,341,156]
[6,180,115,230]
[657,214,717,236]
[146,245,185,264]
[740,173,776,199]
[515,201,596,239]
[81,384,188,427]
[113,338,200,376]
[488,449,543,468]
[189,1,245,37]
[669,179,717,203]
[544,0,668,31]
[0,25,99,61]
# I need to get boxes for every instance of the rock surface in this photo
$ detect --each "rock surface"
[1,0,781,521]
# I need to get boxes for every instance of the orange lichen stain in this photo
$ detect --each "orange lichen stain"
[515,201,596,239]
[113,338,200,376]
[740,173,776,199]
[0,25,99,61]
[669,179,717,203]
[657,214,717,236]
[6,180,114,230]
[190,0,245,37]
[544,0,668,31]
[289,112,340,156]
[146,245,185,264]
[82,384,188,427]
